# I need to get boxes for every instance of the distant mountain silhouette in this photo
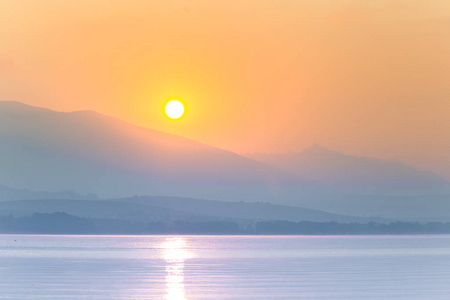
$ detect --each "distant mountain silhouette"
[248,144,450,195]
[0,101,314,200]
[0,197,374,223]
[115,195,375,222]
[2,101,449,221]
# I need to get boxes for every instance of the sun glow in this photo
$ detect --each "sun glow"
[164,100,185,120]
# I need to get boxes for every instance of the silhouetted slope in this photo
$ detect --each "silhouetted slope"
[0,101,312,199]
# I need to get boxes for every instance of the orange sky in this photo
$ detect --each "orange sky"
[0,0,449,179]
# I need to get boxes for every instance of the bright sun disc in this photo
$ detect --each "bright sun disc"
[164,100,185,120]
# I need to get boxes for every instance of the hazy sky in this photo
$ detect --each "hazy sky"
[1,0,449,178]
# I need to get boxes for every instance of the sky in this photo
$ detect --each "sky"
[0,0,449,179]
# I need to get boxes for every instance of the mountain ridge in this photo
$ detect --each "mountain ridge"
[0,101,314,200]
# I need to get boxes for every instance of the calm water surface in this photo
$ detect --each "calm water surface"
[0,235,449,299]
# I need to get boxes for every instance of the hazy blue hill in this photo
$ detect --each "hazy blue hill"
[0,199,207,222]
[115,195,373,223]
[0,101,315,200]
[248,144,450,195]
[0,197,372,223]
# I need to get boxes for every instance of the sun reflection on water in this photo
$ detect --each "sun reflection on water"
[161,237,194,300]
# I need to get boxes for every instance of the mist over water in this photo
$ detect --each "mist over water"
[1,235,449,299]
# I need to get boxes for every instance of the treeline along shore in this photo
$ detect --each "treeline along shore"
[1,212,450,235]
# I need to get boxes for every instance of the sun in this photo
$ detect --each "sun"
[164,100,185,120]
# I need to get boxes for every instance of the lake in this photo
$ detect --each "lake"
[0,235,449,299]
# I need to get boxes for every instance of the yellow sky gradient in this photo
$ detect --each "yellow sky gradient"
[0,0,449,179]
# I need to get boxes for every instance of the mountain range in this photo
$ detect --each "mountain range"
[0,101,308,200]
[0,101,449,221]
